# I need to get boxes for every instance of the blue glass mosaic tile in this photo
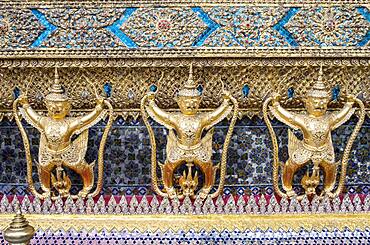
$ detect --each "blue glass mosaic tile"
[104,82,112,97]
[242,84,250,97]
[332,85,340,101]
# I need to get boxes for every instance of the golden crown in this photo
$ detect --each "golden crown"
[45,67,69,102]
[178,64,201,97]
[307,66,330,99]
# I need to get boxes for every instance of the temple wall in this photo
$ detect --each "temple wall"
[0,1,369,243]
[0,1,368,196]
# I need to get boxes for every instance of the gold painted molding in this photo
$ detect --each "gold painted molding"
[0,213,369,232]
[0,57,370,67]
[1,48,370,59]
[2,0,370,7]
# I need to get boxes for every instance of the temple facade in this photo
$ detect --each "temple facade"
[0,1,369,244]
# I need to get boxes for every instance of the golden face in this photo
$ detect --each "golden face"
[45,100,71,119]
[305,96,329,117]
[177,96,201,115]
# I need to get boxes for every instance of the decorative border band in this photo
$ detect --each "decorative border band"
[1,213,369,232]
[2,1,370,7]
[0,3,369,58]
[0,57,369,67]
[1,48,369,59]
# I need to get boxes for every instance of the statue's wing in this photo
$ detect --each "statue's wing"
[166,129,176,152]
[19,108,43,132]
[332,108,356,130]
[201,128,214,162]
[71,129,89,160]
[269,106,299,131]
[62,130,89,165]
[39,134,52,166]
[205,105,233,130]
[288,129,300,157]
[145,105,174,130]
[39,130,89,166]
[74,110,108,135]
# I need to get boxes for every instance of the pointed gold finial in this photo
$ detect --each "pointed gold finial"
[178,64,200,97]
[185,63,194,88]
[307,65,330,98]
[318,65,323,82]
[45,67,69,102]
[54,66,59,84]
[3,204,35,245]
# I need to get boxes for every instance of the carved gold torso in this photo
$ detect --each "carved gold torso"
[39,121,89,168]
[301,114,331,148]
[289,114,335,165]
[172,113,204,146]
[166,113,213,163]
[43,118,72,151]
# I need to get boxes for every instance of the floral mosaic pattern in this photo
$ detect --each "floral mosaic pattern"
[34,8,127,48]
[5,9,46,49]
[202,6,290,47]
[121,7,208,48]
[286,6,370,47]
[0,5,369,50]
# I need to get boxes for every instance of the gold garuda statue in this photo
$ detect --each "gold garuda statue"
[13,68,114,199]
[141,65,238,199]
[263,66,365,199]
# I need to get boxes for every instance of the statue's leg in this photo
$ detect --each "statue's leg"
[161,160,182,199]
[197,160,216,199]
[70,161,94,197]
[38,163,54,194]
[320,161,337,194]
[282,159,301,197]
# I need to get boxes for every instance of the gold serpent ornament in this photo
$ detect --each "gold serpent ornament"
[263,66,365,199]
[141,65,238,199]
[13,68,114,200]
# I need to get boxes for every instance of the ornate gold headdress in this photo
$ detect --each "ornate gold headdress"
[178,64,201,97]
[307,65,330,98]
[45,67,69,102]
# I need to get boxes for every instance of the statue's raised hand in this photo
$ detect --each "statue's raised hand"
[96,96,105,105]
[346,94,356,103]
[271,92,281,102]
[222,90,232,100]
[18,95,29,105]
[147,91,156,101]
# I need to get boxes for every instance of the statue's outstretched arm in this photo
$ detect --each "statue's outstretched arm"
[70,98,105,132]
[146,99,176,129]
[203,98,232,129]
[19,97,44,130]
[270,95,304,130]
[330,95,355,130]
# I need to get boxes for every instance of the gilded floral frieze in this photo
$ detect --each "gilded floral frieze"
[0,2,368,57]
[121,7,208,48]
[286,6,370,47]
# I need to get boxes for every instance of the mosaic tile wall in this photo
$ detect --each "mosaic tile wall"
[1,228,369,245]
[0,116,368,196]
